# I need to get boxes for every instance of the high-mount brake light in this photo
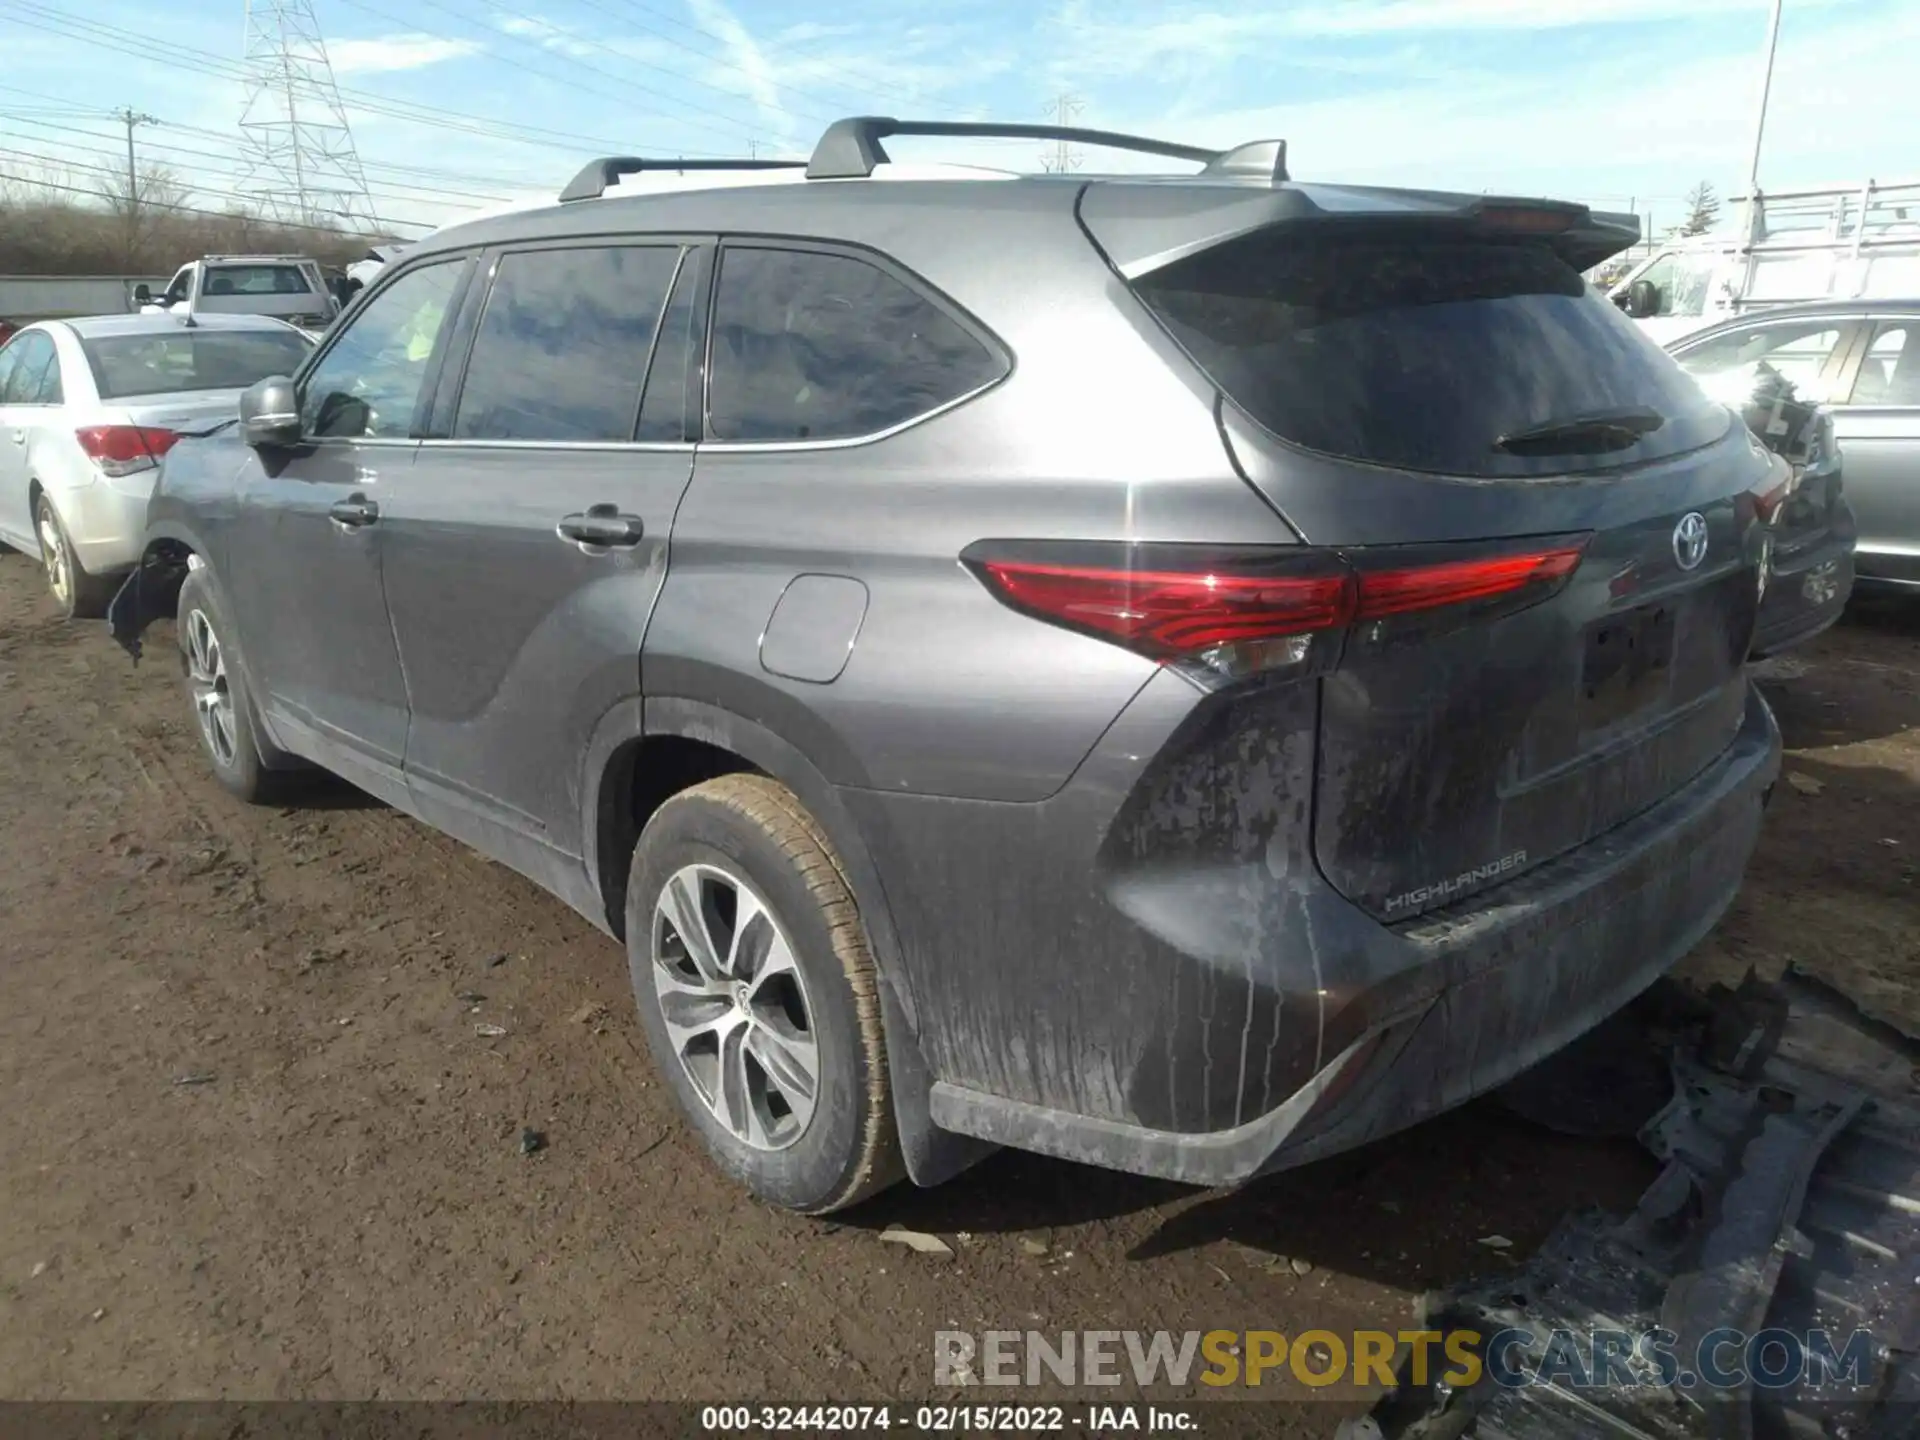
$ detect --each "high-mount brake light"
[966,539,1590,680]
[1477,206,1579,234]
[75,425,179,478]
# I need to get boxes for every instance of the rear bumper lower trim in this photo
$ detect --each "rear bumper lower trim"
[930,685,1782,1187]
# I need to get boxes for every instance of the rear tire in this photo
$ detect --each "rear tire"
[35,493,117,620]
[626,775,904,1213]
[176,569,291,804]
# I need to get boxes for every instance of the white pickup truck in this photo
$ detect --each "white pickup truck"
[1608,179,1920,345]
[135,255,341,337]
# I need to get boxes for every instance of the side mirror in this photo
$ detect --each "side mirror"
[1624,278,1662,319]
[239,377,301,449]
[132,283,152,305]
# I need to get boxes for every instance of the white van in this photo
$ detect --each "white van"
[1608,179,1920,345]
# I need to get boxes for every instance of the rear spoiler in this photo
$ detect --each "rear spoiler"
[1080,184,1643,279]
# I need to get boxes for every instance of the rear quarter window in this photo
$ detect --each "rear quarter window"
[1133,226,1730,478]
[706,246,1006,443]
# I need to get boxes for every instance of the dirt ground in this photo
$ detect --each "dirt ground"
[0,546,1914,1420]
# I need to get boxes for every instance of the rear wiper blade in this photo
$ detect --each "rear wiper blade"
[1496,407,1665,457]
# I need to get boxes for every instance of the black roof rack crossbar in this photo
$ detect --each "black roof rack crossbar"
[559,155,803,203]
[806,117,1221,180]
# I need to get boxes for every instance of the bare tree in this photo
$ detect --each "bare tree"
[0,168,380,277]
[100,162,187,270]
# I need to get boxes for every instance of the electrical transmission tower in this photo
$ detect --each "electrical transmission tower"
[235,0,376,230]
[1039,93,1084,173]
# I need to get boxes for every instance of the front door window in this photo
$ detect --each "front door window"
[299,260,465,438]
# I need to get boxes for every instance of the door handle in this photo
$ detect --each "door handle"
[10,431,22,445]
[329,494,379,529]
[556,503,645,549]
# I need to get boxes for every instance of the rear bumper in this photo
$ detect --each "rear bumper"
[57,474,153,577]
[890,683,1780,1188]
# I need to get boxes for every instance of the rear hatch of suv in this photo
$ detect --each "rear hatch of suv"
[1084,185,1772,922]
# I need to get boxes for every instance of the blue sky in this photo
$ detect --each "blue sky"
[2,0,1917,238]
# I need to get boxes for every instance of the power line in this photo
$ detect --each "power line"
[366,0,844,137]
[560,0,921,117]
[333,0,779,153]
[0,141,432,233]
[0,0,702,159]
[0,85,556,189]
[0,121,506,210]
[583,0,933,112]
[0,153,432,238]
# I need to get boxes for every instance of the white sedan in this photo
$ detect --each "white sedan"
[0,312,314,617]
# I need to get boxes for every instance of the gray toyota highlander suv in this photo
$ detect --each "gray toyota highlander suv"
[111,118,1785,1213]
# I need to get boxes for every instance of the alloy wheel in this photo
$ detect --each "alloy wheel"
[650,862,820,1150]
[36,504,71,609]
[183,609,238,768]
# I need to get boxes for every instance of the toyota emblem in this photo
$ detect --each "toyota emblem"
[1672,512,1709,571]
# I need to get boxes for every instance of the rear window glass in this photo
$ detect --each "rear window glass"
[202,265,314,297]
[83,329,313,399]
[1133,227,1730,477]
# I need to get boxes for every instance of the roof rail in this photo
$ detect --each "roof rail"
[559,155,804,203]
[805,116,1224,180]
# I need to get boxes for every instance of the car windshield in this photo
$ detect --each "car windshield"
[82,329,314,399]
[1132,225,1731,477]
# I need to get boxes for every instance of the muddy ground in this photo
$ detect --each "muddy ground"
[0,547,1914,1424]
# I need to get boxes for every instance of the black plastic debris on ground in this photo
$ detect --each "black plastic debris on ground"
[1342,966,1920,1440]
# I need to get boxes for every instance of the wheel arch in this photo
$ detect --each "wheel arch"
[582,693,995,1190]
[106,520,216,663]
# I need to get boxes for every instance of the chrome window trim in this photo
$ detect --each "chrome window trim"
[415,438,695,453]
[696,375,1006,453]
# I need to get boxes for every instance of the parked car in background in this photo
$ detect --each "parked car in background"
[112,118,1782,1214]
[135,255,339,336]
[1671,300,1918,601]
[1610,179,1920,345]
[0,313,314,617]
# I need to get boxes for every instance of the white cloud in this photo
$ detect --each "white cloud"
[328,34,482,75]
[681,0,792,144]
[1100,0,1920,203]
[1283,0,1845,34]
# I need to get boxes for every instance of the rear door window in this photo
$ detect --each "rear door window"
[453,245,680,442]
[1675,319,1857,404]
[706,245,1005,443]
[1132,226,1731,477]
[1844,321,1920,406]
[1,332,59,405]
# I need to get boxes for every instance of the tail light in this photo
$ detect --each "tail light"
[76,425,179,478]
[964,537,1589,682]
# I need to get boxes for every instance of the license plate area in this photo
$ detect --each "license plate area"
[1581,602,1677,729]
